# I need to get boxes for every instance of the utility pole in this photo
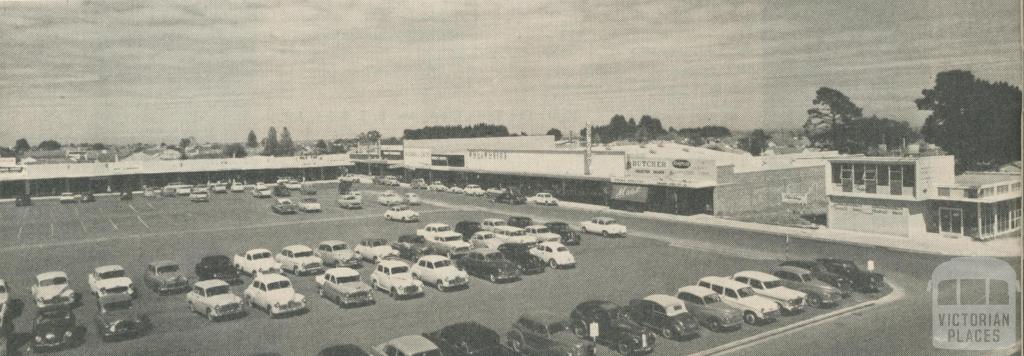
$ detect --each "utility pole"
[584,122,592,176]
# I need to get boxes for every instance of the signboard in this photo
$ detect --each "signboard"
[0,157,16,167]
[611,184,649,202]
[404,148,432,168]
[381,150,403,161]
[622,155,717,187]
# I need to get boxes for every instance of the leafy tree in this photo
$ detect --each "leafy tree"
[804,87,863,151]
[546,128,563,140]
[315,139,328,151]
[246,130,259,148]
[179,137,193,149]
[37,140,62,150]
[14,138,30,152]
[403,124,511,140]
[380,137,402,145]
[365,130,382,144]
[90,143,106,150]
[263,127,278,156]
[0,146,13,157]
[222,143,248,158]
[278,127,295,156]
[844,116,919,154]
[916,70,1022,171]
[738,129,772,156]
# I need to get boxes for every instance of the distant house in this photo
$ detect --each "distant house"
[21,149,69,164]
[123,148,181,161]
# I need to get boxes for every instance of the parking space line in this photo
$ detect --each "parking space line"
[129,204,140,214]
[73,205,87,233]
[146,202,155,209]
[16,226,23,240]
[108,217,119,230]
[136,215,150,229]
[50,223,54,237]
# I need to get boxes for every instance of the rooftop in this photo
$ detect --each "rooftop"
[954,172,1021,188]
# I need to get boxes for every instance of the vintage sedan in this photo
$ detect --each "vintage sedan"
[337,194,363,209]
[87,265,137,298]
[369,259,425,299]
[275,245,325,276]
[447,186,464,194]
[526,192,559,206]
[507,216,533,228]
[529,242,576,269]
[497,243,546,275]
[456,249,521,283]
[404,193,422,205]
[143,260,190,295]
[732,271,807,314]
[411,255,470,292]
[506,311,596,356]
[189,189,210,203]
[771,266,844,307]
[778,260,854,295]
[243,273,306,318]
[697,276,779,325]
[377,191,404,206]
[523,225,561,243]
[32,272,79,309]
[354,238,399,263]
[625,294,700,340]
[391,234,433,261]
[545,221,581,246]
[94,293,151,342]
[315,240,362,268]
[463,184,486,196]
[299,198,322,213]
[271,198,299,214]
[580,217,627,237]
[252,187,273,198]
[58,192,79,204]
[315,267,374,307]
[675,286,744,332]
[384,205,420,222]
[454,221,482,240]
[233,249,284,276]
[423,321,508,356]
[816,258,885,293]
[467,231,504,250]
[569,300,656,355]
[317,344,372,356]
[27,306,84,353]
[186,279,245,321]
[194,255,242,285]
[374,335,442,356]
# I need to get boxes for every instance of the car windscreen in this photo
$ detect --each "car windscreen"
[157,265,180,273]
[206,285,230,296]
[253,252,272,259]
[439,236,460,242]
[99,270,126,279]
[293,251,313,258]
[331,244,348,251]
[763,280,782,289]
[433,260,452,268]
[40,277,68,286]
[390,266,409,274]
[476,233,494,240]
[556,246,569,252]
[703,294,722,304]
[435,226,452,232]
[484,253,504,260]
[102,300,133,311]
[335,275,360,283]
[737,287,756,297]
[266,280,291,290]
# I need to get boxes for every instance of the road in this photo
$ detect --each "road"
[0,182,1018,355]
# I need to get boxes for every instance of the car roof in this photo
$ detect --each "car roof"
[525,225,548,230]
[37,271,68,280]
[494,226,523,232]
[472,248,501,255]
[537,241,566,248]
[643,294,685,307]
[677,285,716,296]
[95,265,125,273]
[325,267,359,278]
[699,276,749,289]
[520,311,564,324]
[194,279,229,289]
[247,248,273,255]
[424,223,450,228]
[363,238,387,243]
[378,259,409,268]
[438,321,498,341]
[417,255,450,263]
[775,266,811,275]
[482,218,504,222]
[734,271,779,281]
[98,293,133,305]
[388,335,438,353]
[150,260,179,267]
[320,240,346,246]
[253,273,290,283]
[283,245,313,252]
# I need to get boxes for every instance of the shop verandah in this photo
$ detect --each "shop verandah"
[930,198,1022,240]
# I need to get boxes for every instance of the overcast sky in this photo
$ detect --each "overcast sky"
[1,0,1020,145]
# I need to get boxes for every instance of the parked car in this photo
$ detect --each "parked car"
[492,190,526,205]
[243,273,306,318]
[778,260,854,295]
[480,218,508,232]
[79,192,96,203]
[32,272,79,309]
[186,279,245,321]
[492,226,538,245]
[94,293,151,342]
[211,183,229,193]
[530,242,576,269]
[374,335,442,356]
[467,231,504,250]
[275,245,325,276]
[448,186,465,194]
[545,221,581,246]
[485,187,506,196]
[384,205,420,222]
[190,189,210,203]
[337,194,363,209]
[299,198,322,212]
[732,271,807,314]
[27,306,84,353]
[15,194,32,206]
[624,294,700,340]
[59,192,79,203]
[523,225,562,243]
[272,185,291,197]
[318,344,372,356]
[233,248,284,276]
[569,300,656,355]
[194,255,242,284]
[456,249,521,283]
[143,260,190,295]
[404,193,422,205]
[675,286,744,332]
[315,240,362,268]
[526,193,559,206]
[771,266,844,307]
[369,259,425,299]
[377,191,403,206]
[580,217,627,237]
[230,182,246,193]
[120,191,133,201]
[419,229,472,259]
[410,179,428,190]
[252,187,272,198]
[506,311,596,356]
[423,321,507,356]
[354,238,399,263]
[391,234,433,261]
[301,183,318,195]
[463,184,486,196]
[427,181,448,192]
[497,243,547,275]
[411,255,470,292]
[382,176,400,186]
[271,198,298,214]
[315,267,374,307]
[455,221,482,240]
[815,258,885,293]
[87,264,137,298]
[697,276,779,325]
[507,216,533,228]
[285,180,303,190]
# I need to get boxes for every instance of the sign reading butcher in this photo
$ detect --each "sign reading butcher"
[620,156,716,187]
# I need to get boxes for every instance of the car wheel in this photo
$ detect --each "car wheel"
[661,327,675,339]
[267,305,275,318]
[573,323,587,337]
[436,281,446,292]
[548,259,558,269]
[510,337,523,353]
[708,319,722,332]
[617,342,632,355]
[808,294,822,308]
[389,288,397,298]
[743,311,758,325]
[318,287,324,297]
[488,274,497,283]
[602,230,609,237]
[582,226,588,233]
[206,308,215,321]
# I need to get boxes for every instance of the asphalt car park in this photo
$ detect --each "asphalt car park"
[0,182,894,355]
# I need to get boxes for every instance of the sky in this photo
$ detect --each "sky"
[1,0,1021,145]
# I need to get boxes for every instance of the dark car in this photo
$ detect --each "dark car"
[94,293,151,342]
[15,194,32,207]
[779,260,854,295]
[80,192,96,203]
[816,258,884,293]
[507,216,533,228]
[455,221,482,240]
[493,190,526,205]
[456,249,521,283]
[391,234,433,261]
[317,344,371,356]
[570,300,656,355]
[195,255,242,285]
[424,321,509,356]
[119,191,133,201]
[28,306,85,353]
[497,243,546,275]
[624,295,700,340]
[272,185,291,197]
[507,311,596,356]
[544,222,581,246]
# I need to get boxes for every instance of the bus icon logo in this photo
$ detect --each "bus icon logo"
[929,257,1019,350]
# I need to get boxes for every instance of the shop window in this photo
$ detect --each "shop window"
[854,164,864,185]
[831,164,842,184]
[937,187,950,197]
[997,201,1010,232]
[1012,183,1021,192]
[878,165,889,186]
[965,189,978,198]
[902,166,915,188]
[997,185,1009,194]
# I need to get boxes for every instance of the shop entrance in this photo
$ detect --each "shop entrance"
[939,207,963,235]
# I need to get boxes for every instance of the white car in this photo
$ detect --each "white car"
[370,259,425,299]
[529,242,576,269]
[485,187,506,195]
[354,238,399,262]
[252,187,272,198]
[338,175,357,183]
[580,217,628,237]
[87,265,137,298]
[410,255,470,292]
[58,192,78,203]
[492,225,538,245]
[526,192,559,206]
[337,194,363,209]
[384,205,420,222]
[448,186,464,194]
[467,231,505,249]
[229,183,246,193]
[298,198,322,212]
[186,279,245,321]
[698,276,780,325]
[417,223,472,256]
[428,182,448,192]
[233,248,284,276]
[480,218,509,232]
[404,193,422,205]
[242,273,306,318]
[254,182,267,191]
[377,191,403,206]
[523,225,561,243]
[732,271,807,313]
[314,267,375,307]
[314,240,362,268]
[284,180,302,190]
[211,183,228,193]
[31,271,78,308]
[463,184,486,196]
[274,245,325,275]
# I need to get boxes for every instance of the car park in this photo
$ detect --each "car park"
[271,198,299,214]
[391,234,433,261]
[697,276,779,325]
[506,311,596,356]
[423,321,507,356]
[233,249,284,276]
[675,286,744,332]
[194,255,243,284]
[467,231,504,250]
[771,266,844,307]
[369,258,425,299]
[462,184,486,196]
[815,258,884,293]
[299,198,322,212]
[492,189,526,205]
[143,260,190,295]
[526,192,559,206]
[374,335,442,356]
[411,255,470,292]
[315,240,362,268]
[252,186,273,198]
[545,221,581,246]
[315,267,375,308]
[497,243,547,275]
[456,249,521,283]
[354,238,399,263]
[529,241,576,269]
[337,194,363,209]
[624,294,700,340]
[580,217,627,237]
[275,245,325,276]
[569,300,656,355]
[15,193,32,206]
[32,271,79,308]
[186,279,245,321]
[190,188,211,202]
[492,225,539,245]
[523,225,562,243]
[732,271,807,314]
[404,192,422,205]
[94,293,151,342]
[377,191,404,206]
[507,216,533,228]
[87,264,137,298]
[27,306,84,353]
[243,273,307,318]
[454,221,482,240]
[384,205,420,222]
[59,192,79,203]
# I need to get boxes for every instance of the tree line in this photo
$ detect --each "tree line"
[403,123,511,140]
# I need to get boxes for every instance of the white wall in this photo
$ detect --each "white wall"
[465,150,625,177]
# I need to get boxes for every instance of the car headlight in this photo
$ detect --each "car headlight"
[35,336,43,342]
[65,330,73,337]
[109,324,118,332]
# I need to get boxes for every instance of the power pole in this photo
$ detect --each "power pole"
[584,122,592,176]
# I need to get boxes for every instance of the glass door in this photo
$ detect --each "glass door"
[939,208,963,235]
